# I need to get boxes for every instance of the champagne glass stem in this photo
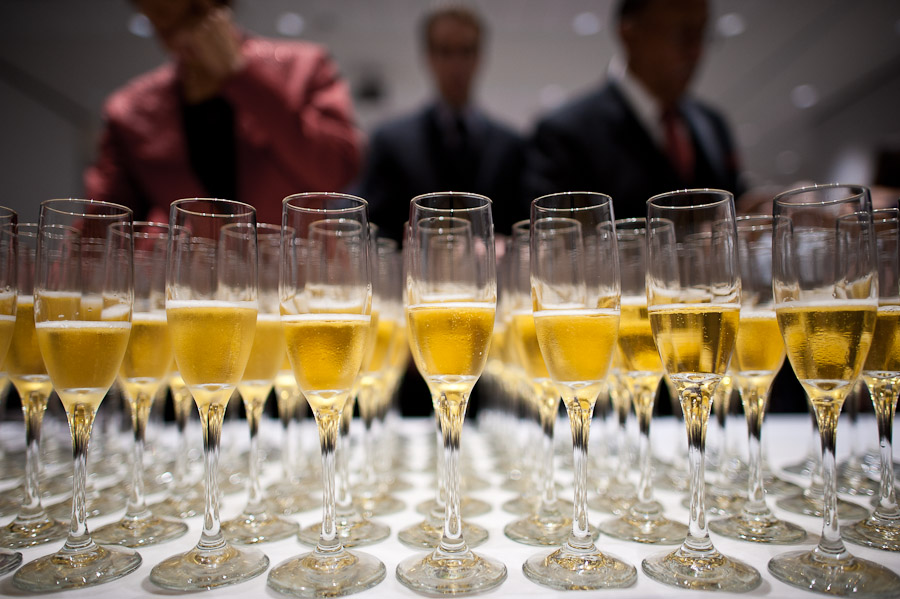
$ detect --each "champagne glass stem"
[173,395,192,491]
[360,389,378,490]
[277,393,296,480]
[437,393,465,553]
[538,396,559,513]
[245,399,265,513]
[614,396,629,485]
[872,383,899,516]
[66,404,96,550]
[314,408,340,553]
[336,402,354,518]
[567,398,594,546]
[198,402,226,552]
[21,392,49,520]
[744,384,767,514]
[432,409,445,520]
[680,382,713,552]
[125,393,152,517]
[815,401,846,557]
[635,392,653,505]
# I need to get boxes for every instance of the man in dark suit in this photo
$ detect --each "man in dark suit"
[355,5,526,244]
[527,0,743,221]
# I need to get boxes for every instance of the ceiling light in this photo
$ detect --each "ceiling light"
[716,13,745,38]
[572,12,601,37]
[790,84,819,109]
[128,13,153,38]
[276,12,305,37]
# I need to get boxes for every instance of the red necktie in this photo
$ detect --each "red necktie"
[661,108,694,182]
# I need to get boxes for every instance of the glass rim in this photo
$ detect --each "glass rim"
[736,214,773,231]
[283,192,368,214]
[41,198,131,220]
[646,188,732,210]
[257,222,282,236]
[411,191,492,212]
[772,182,869,208]
[0,206,17,222]
[170,197,256,218]
[873,207,899,224]
[533,191,612,213]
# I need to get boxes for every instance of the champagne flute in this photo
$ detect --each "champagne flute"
[845,207,900,551]
[395,192,506,595]
[222,223,299,544]
[504,219,583,545]
[641,189,761,591]
[14,199,141,591]
[600,217,689,544]
[92,222,188,547]
[768,183,900,596]
[267,192,385,597]
[0,207,19,576]
[709,214,807,543]
[0,222,67,550]
[524,192,636,590]
[150,199,268,590]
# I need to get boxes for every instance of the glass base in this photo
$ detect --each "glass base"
[501,475,537,493]
[768,547,900,598]
[837,474,880,497]
[417,496,491,518]
[461,473,490,493]
[265,485,320,516]
[654,469,690,492]
[0,548,22,576]
[150,541,269,591]
[642,544,761,591]
[782,456,816,477]
[13,542,141,592]
[776,492,870,520]
[505,513,599,546]
[149,486,205,519]
[599,502,688,544]
[268,547,385,598]
[0,492,21,517]
[91,513,188,548]
[47,486,126,521]
[502,495,572,517]
[0,513,69,548]
[397,547,506,595]
[682,489,746,517]
[523,542,637,590]
[297,514,390,548]
[587,491,635,515]
[843,515,900,552]
[709,510,808,544]
[353,493,405,517]
[218,466,247,496]
[220,510,299,545]
[764,474,802,496]
[397,518,487,550]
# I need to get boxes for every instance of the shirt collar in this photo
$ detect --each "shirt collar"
[613,68,667,147]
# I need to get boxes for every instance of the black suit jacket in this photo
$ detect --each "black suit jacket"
[527,81,743,220]
[355,104,527,243]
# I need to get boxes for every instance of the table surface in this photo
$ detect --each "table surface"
[0,411,898,598]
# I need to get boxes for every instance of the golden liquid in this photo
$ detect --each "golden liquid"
[776,300,876,401]
[616,298,662,374]
[240,314,285,384]
[407,302,494,395]
[364,317,396,374]
[0,314,13,367]
[283,313,370,409]
[119,312,172,394]
[732,310,785,375]
[863,304,900,374]
[36,320,131,412]
[533,308,619,385]
[167,300,257,407]
[510,311,550,381]
[649,303,739,376]
[36,291,81,321]
[7,298,51,398]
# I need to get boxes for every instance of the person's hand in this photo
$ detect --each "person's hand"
[172,3,245,103]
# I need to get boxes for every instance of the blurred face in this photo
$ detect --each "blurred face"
[134,0,210,51]
[426,16,481,110]
[620,0,708,106]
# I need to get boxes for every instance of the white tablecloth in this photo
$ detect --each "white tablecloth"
[1,412,898,598]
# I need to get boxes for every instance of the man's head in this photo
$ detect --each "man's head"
[617,0,709,107]
[134,0,231,52]
[421,5,484,110]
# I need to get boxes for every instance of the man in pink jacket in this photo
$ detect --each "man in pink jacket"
[84,0,362,225]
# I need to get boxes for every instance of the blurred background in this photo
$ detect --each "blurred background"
[0,0,898,223]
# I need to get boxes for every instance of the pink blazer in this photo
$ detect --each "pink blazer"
[84,38,362,226]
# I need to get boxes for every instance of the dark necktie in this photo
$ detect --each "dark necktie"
[661,108,694,182]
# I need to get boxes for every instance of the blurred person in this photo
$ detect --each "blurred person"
[527,0,743,221]
[353,4,527,244]
[84,0,361,225]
